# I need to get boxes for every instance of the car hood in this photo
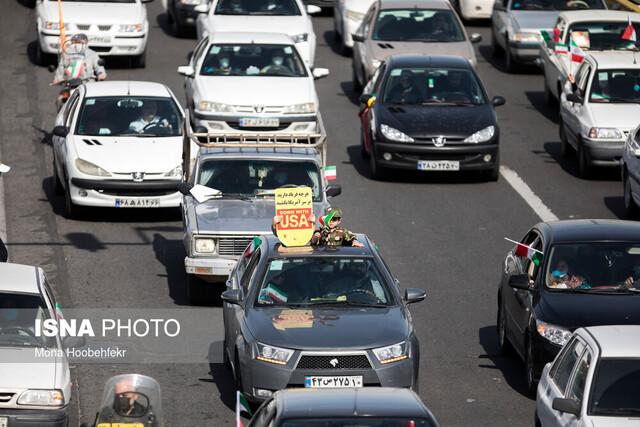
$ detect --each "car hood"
[0,348,58,389]
[377,104,495,138]
[509,10,558,32]
[536,291,640,329]
[371,41,475,63]
[245,306,410,349]
[207,15,309,35]
[72,136,183,174]
[194,199,325,233]
[42,1,144,25]
[195,76,314,106]
[589,104,640,130]
[588,417,640,427]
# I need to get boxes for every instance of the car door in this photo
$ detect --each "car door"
[185,36,209,109]
[562,62,591,147]
[492,0,509,50]
[53,90,82,182]
[542,18,565,97]
[359,62,385,154]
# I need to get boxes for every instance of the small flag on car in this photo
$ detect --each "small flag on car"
[540,28,560,45]
[622,16,637,43]
[324,165,337,181]
[554,43,568,54]
[504,238,543,266]
[236,391,252,427]
[570,37,585,63]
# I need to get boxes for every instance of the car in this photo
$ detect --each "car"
[358,55,505,181]
[51,80,190,218]
[195,0,320,67]
[536,326,640,426]
[540,10,640,106]
[559,52,640,178]
[622,123,640,218]
[333,0,376,54]
[178,32,330,136]
[491,0,607,72]
[454,0,496,20]
[0,262,82,427]
[222,234,426,404]
[497,220,640,395]
[35,0,152,67]
[248,388,441,426]
[165,0,209,37]
[351,0,481,91]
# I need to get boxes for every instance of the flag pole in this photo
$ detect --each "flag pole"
[503,237,544,254]
[57,0,66,53]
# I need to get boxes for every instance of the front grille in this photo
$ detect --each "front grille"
[100,188,177,197]
[226,121,290,132]
[0,393,15,403]
[218,237,253,256]
[296,354,371,370]
[234,106,283,114]
[90,46,111,53]
[76,24,91,31]
[98,25,112,31]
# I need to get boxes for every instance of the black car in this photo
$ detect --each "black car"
[498,219,640,394]
[358,55,505,181]
[166,0,207,37]
[222,234,426,403]
[248,388,440,426]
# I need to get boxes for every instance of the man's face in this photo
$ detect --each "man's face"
[328,217,342,228]
[142,104,156,121]
[556,260,569,273]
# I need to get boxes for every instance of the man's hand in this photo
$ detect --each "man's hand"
[273,215,282,226]
[352,240,364,248]
[624,276,634,289]
[308,214,315,223]
[567,73,576,84]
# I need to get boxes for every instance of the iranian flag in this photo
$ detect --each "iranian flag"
[514,242,543,266]
[570,37,585,63]
[265,283,288,303]
[64,60,85,79]
[622,16,637,43]
[236,391,252,427]
[554,43,568,55]
[325,165,337,181]
[540,28,560,46]
[319,209,337,227]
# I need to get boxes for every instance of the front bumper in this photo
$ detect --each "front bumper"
[302,0,335,7]
[192,112,319,135]
[583,138,625,167]
[0,407,68,427]
[69,178,182,208]
[39,32,147,56]
[184,255,238,277]
[508,41,542,64]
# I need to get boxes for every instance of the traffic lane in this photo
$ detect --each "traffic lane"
[315,18,538,425]
[467,23,622,222]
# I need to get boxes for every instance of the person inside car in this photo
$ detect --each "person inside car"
[386,70,422,104]
[128,101,170,134]
[548,259,591,289]
[261,49,293,76]
[311,207,364,248]
[430,13,450,39]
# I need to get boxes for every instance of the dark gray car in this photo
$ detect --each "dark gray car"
[222,234,426,403]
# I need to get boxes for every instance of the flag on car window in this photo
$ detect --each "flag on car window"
[236,391,252,427]
[554,43,568,54]
[622,16,637,43]
[570,37,585,63]
[540,28,560,46]
[324,165,337,181]
[514,242,543,266]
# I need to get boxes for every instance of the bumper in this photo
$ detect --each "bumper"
[583,138,624,167]
[459,0,494,19]
[192,112,319,135]
[172,3,200,27]
[508,41,542,64]
[373,140,499,171]
[531,332,563,366]
[184,256,238,277]
[302,0,335,7]
[68,178,182,208]
[39,32,147,56]
[342,19,361,48]
[0,407,68,427]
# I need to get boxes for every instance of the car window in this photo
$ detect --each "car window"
[577,64,591,95]
[372,9,465,42]
[589,358,640,416]
[0,291,54,349]
[200,44,308,77]
[240,248,262,294]
[566,21,640,51]
[359,6,375,37]
[526,238,544,282]
[551,339,585,394]
[589,69,640,104]
[510,0,605,11]
[63,91,81,126]
[215,0,301,15]
[567,349,591,402]
[363,63,384,95]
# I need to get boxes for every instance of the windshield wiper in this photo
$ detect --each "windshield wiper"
[220,193,253,202]
[293,300,388,308]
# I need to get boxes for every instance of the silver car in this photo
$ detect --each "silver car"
[351,0,481,91]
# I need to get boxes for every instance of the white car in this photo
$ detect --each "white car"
[51,81,192,218]
[456,0,495,20]
[194,0,320,66]
[178,32,330,136]
[333,0,376,53]
[559,52,640,178]
[0,263,79,427]
[536,325,640,426]
[35,0,152,67]
[541,10,640,105]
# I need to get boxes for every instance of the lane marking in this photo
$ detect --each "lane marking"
[500,165,559,222]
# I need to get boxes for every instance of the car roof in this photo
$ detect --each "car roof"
[262,233,375,257]
[198,147,322,163]
[275,388,431,418]
[559,10,640,23]
[83,81,172,98]
[0,263,40,294]
[537,219,640,243]
[208,32,295,45]
[586,51,640,70]
[387,54,473,69]
[583,325,640,358]
[379,0,452,9]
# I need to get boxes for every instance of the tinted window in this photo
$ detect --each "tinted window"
[567,350,591,402]
[281,418,437,427]
[215,0,301,15]
[200,44,307,77]
[566,22,640,51]
[552,339,585,394]
[590,358,640,416]
[241,249,261,294]
[510,0,605,11]
[372,9,465,42]
[0,292,53,348]
[590,69,640,104]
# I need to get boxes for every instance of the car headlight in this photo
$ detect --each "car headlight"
[118,24,144,33]
[256,342,294,365]
[164,165,182,178]
[18,389,64,406]
[380,124,414,143]
[346,9,365,21]
[511,32,542,43]
[372,59,382,69]
[464,125,495,143]
[588,127,622,140]
[283,102,316,114]
[43,21,68,31]
[373,341,408,364]
[75,158,111,177]
[292,33,308,43]
[536,320,572,346]
[198,101,234,113]
[194,237,216,254]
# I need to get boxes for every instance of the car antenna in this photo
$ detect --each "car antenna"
[127,80,131,96]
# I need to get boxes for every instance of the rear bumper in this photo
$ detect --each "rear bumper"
[39,32,147,56]
[172,3,200,26]
[0,407,68,427]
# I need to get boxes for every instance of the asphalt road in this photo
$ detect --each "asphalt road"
[0,1,626,425]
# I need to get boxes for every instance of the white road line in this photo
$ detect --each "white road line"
[500,165,559,222]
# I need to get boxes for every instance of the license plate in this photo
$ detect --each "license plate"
[0,417,6,427]
[305,375,363,388]
[417,160,460,171]
[90,36,111,44]
[239,118,279,127]
[115,198,160,208]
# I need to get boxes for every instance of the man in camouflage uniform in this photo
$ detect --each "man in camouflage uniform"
[311,207,363,248]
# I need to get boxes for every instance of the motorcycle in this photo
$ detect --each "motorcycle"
[53,77,87,111]
[80,374,163,427]
[0,163,9,263]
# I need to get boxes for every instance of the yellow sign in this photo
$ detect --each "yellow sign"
[274,187,314,247]
[272,309,315,330]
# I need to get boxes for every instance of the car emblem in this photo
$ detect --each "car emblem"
[432,136,446,147]
[329,358,339,367]
[132,172,145,182]
[254,106,264,113]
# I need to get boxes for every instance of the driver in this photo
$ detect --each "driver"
[52,33,106,85]
[261,49,292,75]
[128,101,170,134]
[432,70,471,102]
[430,13,449,38]
[386,69,421,104]
[97,377,158,425]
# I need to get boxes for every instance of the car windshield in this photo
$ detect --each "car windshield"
[200,44,307,77]
[511,0,605,10]
[372,9,465,42]
[545,243,640,291]
[589,69,640,103]
[0,293,53,349]
[215,0,301,15]
[566,22,640,51]
[197,159,321,201]
[589,358,640,416]
[255,257,393,307]
[76,96,183,137]
[281,418,438,427]
[382,67,486,105]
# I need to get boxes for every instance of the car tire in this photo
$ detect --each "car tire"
[559,119,571,159]
[497,297,513,356]
[577,140,592,179]
[63,178,79,220]
[624,171,640,219]
[132,50,146,68]
[505,43,518,73]
[352,65,363,92]
[368,147,387,180]
[491,27,504,58]
[53,158,64,195]
[360,127,370,159]
[524,334,538,397]
[170,5,187,38]
[35,36,53,66]
[186,274,208,305]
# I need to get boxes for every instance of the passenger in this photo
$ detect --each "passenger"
[623,259,640,289]
[261,49,292,75]
[311,207,364,248]
[430,13,450,38]
[386,70,421,104]
[548,259,590,289]
[128,101,170,134]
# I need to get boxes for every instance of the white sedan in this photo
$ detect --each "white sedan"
[333,0,375,53]
[195,0,320,66]
[51,81,193,218]
[35,0,152,67]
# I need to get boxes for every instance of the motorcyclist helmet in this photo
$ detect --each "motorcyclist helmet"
[67,33,89,55]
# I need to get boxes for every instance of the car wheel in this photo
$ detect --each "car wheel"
[360,127,370,159]
[352,65,363,92]
[559,119,571,159]
[577,140,592,179]
[35,36,53,66]
[186,274,208,305]
[132,50,146,68]
[491,27,504,58]
[53,158,64,195]
[368,147,387,180]
[63,179,79,220]
[524,334,538,397]
[544,79,557,107]
[170,5,187,38]
[505,43,518,73]
[497,297,513,356]
[624,171,640,219]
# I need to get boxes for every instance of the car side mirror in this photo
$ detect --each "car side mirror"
[404,288,426,304]
[194,3,210,13]
[492,96,506,106]
[312,67,330,79]
[325,184,342,198]
[221,289,242,305]
[52,125,69,137]
[470,33,482,43]
[63,335,86,349]
[566,92,582,104]
[352,33,365,43]
[178,182,194,196]
[552,398,580,417]
[178,65,195,77]
[307,4,322,14]
[508,274,531,290]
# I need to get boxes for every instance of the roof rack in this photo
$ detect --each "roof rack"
[182,112,327,179]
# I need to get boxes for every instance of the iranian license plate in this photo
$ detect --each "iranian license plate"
[0,417,7,427]
[115,198,160,208]
[239,118,279,127]
[305,375,363,388]
[417,160,460,171]
[90,36,111,44]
